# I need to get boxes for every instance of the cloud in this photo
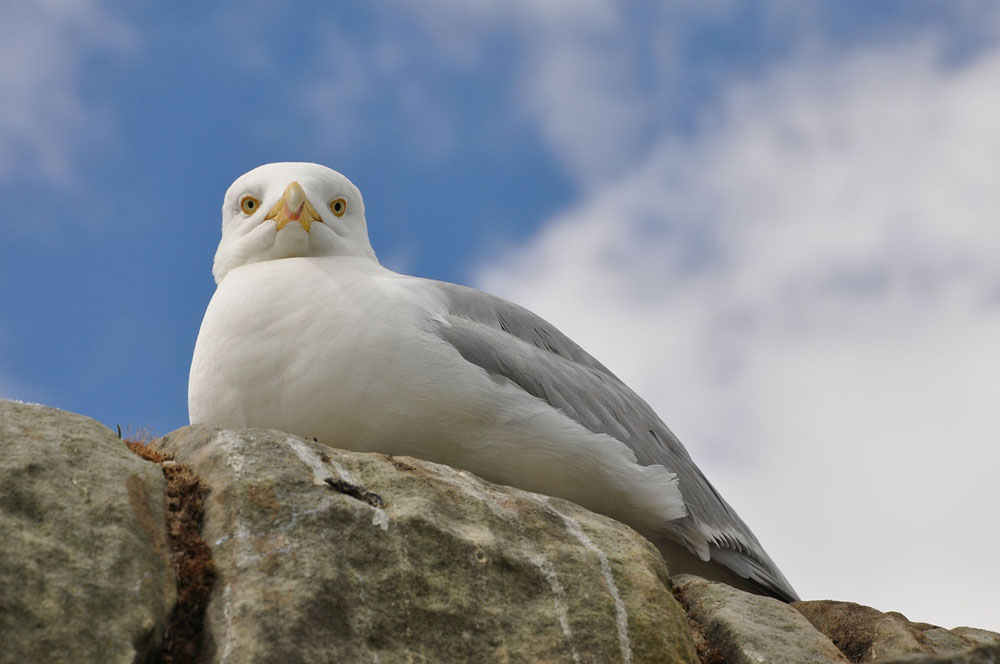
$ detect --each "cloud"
[0,0,133,182]
[475,38,1000,628]
[269,0,644,178]
[295,23,459,162]
[396,0,646,183]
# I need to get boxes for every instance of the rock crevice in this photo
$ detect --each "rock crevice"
[126,440,215,664]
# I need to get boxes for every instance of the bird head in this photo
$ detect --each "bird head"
[212,162,377,283]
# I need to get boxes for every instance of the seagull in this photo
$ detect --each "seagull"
[189,162,799,601]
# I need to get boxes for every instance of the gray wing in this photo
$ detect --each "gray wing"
[432,280,799,602]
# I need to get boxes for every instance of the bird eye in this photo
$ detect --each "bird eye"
[240,196,260,215]
[329,198,347,217]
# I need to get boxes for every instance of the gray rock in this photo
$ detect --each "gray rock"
[951,627,1000,647]
[794,600,1000,663]
[672,573,849,664]
[877,642,1000,664]
[152,425,700,664]
[0,400,175,664]
[7,400,998,664]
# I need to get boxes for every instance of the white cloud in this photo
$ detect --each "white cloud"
[0,0,132,182]
[403,0,647,183]
[476,39,1000,629]
[286,0,646,180]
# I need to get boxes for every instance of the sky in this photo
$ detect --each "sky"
[2,0,999,632]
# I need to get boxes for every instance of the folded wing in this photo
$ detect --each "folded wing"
[432,280,798,602]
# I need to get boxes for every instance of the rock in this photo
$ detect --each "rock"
[951,627,1000,647]
[672,574,849,664]
[0,400,175,664]
[6,400,999,664]
[876,642,1000,664]
[152,425,700,664]
[794,600,1000,663]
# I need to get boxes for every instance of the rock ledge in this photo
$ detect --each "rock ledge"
[2,400,997,664]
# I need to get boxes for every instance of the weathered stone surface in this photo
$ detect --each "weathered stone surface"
[8,401,1000,664]
[0,400,175,664]
[951,627,1000,647]
[794,600,1000,663]
[672,573,849,664]
[877,642,1000,664]
[153,425,700,664]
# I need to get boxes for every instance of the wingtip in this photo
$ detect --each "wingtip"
[709,545,800,602]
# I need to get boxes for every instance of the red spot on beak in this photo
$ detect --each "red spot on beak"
[284,202,304,221]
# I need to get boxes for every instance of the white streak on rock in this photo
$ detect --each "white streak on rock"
[325,457,358,485]
[284,436,389,530]
[220,583,235,663]
[284,435,337,486]
[216,431,247,476]
[371,508,389,531]
[545,500,632,664]
[528,552,582,664]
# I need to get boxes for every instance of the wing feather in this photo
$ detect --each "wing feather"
[432,280,798,602]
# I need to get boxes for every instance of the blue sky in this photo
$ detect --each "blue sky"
[3,0,1000,631]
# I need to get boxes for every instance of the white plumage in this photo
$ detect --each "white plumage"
[189,162,798,601]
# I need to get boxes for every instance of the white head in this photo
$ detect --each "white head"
[213,162,378,283]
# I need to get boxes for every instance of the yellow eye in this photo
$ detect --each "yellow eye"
[329,197,347,217]
[240,196,260,215]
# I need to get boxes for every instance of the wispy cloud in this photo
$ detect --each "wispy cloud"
[401,0,646,183]
[0,0,133,183]
[261,1,642,177]
[296,22,459,161]
[477,35,1000,628]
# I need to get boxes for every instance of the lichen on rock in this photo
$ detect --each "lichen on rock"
[0,400,175,664]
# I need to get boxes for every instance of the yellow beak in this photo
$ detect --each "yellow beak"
[264,181,322,231]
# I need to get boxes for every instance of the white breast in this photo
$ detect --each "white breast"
[190,256,485,450]
[189,256,685,539]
